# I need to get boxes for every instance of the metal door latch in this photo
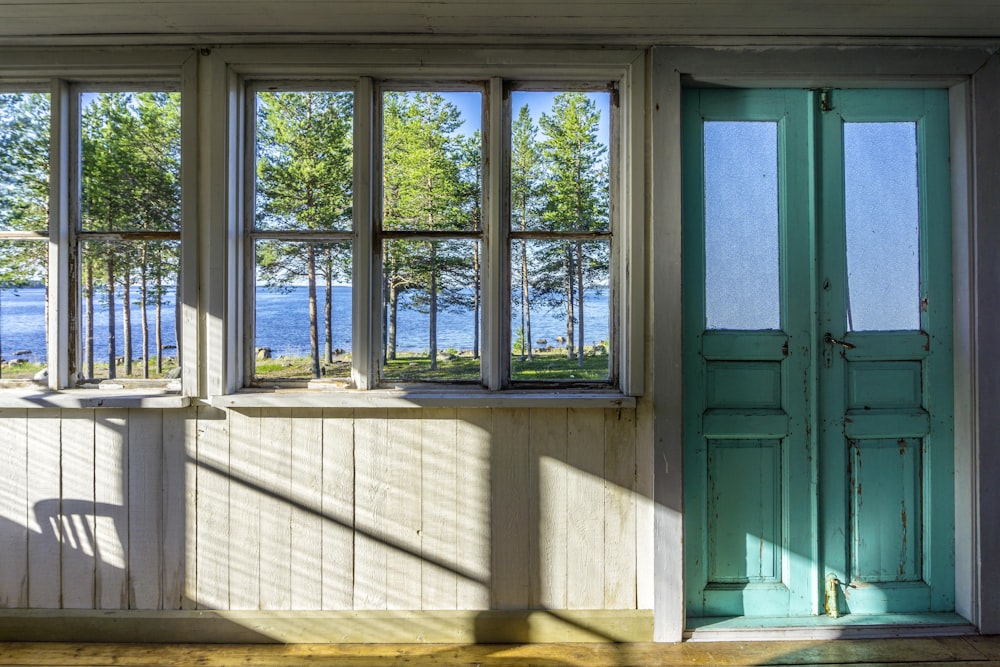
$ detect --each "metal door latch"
[825,333,856,350]
[825,573,841,617]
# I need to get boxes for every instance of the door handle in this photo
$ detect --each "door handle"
[825,333,856,350]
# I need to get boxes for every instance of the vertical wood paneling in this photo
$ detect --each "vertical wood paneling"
[530,408,568,609]
[128,410,163,609]
[27,409,62,608]
[94,410,128,610]
[456,408,491,609]
[161,408,193,610]
[290,408,323,610]
[0,410,28,607]
[491,408,530,609]
[354,408,388,609]
[195,407,230,610]
[258,408,292,610]
[321,410,354,610]
[566,408,606,609]
[386,409,421,610]
[228,408,261,610]
[635,402,655,610]
[604,408,637,609]
[421,407,457,610]
[60,410,95,609]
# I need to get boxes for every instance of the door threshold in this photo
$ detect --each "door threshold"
[685,613,975,642]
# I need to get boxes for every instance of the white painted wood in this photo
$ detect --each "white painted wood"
[621,53,646,396]
[93,410,128,610]
[530,408,568,609]
[227,408,261,610]
[385,408,422,610]
[211,389,634,409]
[321,410,355,610]
[484,76,505,390]
[353,409,389,609]
[258,408,292,610]
[352,77,374,390]
[566,408,606,609]
[490,408,530,609]
[455,408,492,609]
[971,52,1000,635]
[0,391,189,409]
[194,407,231,610]
[46,79,69,389]
[420,408,458,609]
[289,408,323,610]
[634,400,655,611]
[0,410,29,607]
[649,48,685,642]
[604,407,637,610]
[128,410,164,609]
[179,53,201,398]
[59,410,95,609]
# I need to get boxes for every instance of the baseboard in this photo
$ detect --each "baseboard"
[0,609,654,643]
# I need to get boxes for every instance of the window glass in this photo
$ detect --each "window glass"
[253,90,353,382]
[509,90,611,382]
[703,121,780,331]
[381,90,482,382]
[80,91,181,382]
[0,92,49,380]
[844,122,921,331]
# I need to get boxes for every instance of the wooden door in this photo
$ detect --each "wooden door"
[682,88,954,620]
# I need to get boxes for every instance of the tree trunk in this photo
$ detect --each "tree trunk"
[307,244,320,378]
[565,246,575,360]
[577,240,585,367]
[428,242,438,371]
[140,261,150,379]
[388,281,399,361]
[521,241,532,361]
[472,240,480,360]
[85,260,94,380]
[106,253,116,379]
[155,269,163,376]
[122,276,133,377]
[324,251,333,364]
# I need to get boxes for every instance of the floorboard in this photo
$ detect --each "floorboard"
[2,637,1000,667]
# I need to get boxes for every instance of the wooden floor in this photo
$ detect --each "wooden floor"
[3,637,1000,667]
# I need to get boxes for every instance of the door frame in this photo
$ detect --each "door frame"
[649,44,998,642]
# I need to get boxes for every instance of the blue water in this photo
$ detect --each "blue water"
[0,285,609,362]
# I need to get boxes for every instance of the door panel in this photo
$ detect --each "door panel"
[684,88,953,621]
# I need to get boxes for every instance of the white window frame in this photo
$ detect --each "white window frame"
[0,48,196,407]
[221,47,645,404]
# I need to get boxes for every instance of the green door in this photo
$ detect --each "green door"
[683,89,954,620]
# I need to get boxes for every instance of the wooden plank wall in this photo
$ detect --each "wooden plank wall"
[0,406,650,613]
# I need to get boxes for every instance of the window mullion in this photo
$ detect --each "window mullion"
[483,76,507,390]
[354,76,375,390]
[48,79,73,389]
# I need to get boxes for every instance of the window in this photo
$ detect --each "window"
[243,72,634,393]
[0,90,50,382]
[0,79,183,391]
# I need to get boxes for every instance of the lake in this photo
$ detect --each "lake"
[0,285,609,363]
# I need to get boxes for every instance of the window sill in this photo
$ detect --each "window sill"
[210,386,637,409]
[0,388,190,409]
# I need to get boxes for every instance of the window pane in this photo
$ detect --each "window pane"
[0,240,48,380]
[0,92,50,233]
[254,240,352,382]
[510,91,610,233]
[79,240,180,382]
[511,239,610,382]
[704,121,780,330]
[255,90,354,232]
[81,91,181,233]
[844,122,920,331]
[382,239,481,382]
[382,90,482,232]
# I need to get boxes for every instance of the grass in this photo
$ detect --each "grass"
[0,356,180,382]
[253,347,609,383]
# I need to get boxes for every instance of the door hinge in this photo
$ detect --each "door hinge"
[819,89,834,113]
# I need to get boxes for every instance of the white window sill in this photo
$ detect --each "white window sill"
[210,387,637,409]
[0,388,190,409]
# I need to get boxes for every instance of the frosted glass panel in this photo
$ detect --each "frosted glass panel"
[704,122,780,330]
[844,123,920,331]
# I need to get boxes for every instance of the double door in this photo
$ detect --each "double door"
[683,89,954,619]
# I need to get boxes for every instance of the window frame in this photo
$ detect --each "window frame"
[0,48,196,403]
[230,48,645,400]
